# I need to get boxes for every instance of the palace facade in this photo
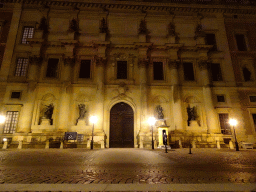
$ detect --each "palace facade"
[0,0,256,149]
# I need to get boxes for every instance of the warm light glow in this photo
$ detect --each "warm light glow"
[229,119,238,126]
[148,117,156,126]
[0,115,5,124]
[90,116,98,124]
[3,138,7,142]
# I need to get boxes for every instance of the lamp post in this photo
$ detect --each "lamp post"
[229,118,239,151]
[148,117,156,150]
[90,116,98,150]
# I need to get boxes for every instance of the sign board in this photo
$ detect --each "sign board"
[64,132,77,140]
[77,134,84,142]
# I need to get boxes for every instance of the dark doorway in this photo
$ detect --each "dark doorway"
[110,102,134,148]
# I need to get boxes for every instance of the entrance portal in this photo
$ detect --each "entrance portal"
[110,102,134,148]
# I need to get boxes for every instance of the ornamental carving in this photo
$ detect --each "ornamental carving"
[29,56,43,65]
[194,24,205,39]
[63,57,75,65]
[168,60,180,69]
[198,60,209,70]
[95,56,107,66]
[138,58,149,68]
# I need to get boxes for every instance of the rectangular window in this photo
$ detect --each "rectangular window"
[252,114,256,131]
[219,113,231,135]
[46,58,59,78]
[79,60,91,78]
[235,34,247,51]
[210,63,223,81]
[183,62,195,81]
[3,111,19,134]
[21,27,34,44]
[217,95,225,102]
[249,96,256,102]
[205,33,217,51]
[153,62,164,80]
[117,61,127,79]
[15,58,28,76]
[11,91,21,99]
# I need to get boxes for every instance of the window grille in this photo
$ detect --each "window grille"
[3,111,19,134]
[15,58,28,76]
[219,113,231,135]
[21,27,34,44]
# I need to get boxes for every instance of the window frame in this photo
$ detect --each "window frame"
[216,95,226,103]
[210,63,223,82]
[3,111,19,134]
[10,91,22,100]
[79,59,91,79]
[45,58,60,79]
[21,26,34,44]
[235,33,249,51]
[183,62,195,81]
[153,61,164,81]
[14,57,29,77]
[249,95,256,103]
[205,33,218,51]
[218,113,232,135]
[116,60,128,80]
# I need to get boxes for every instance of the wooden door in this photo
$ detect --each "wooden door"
[110,102,134,148]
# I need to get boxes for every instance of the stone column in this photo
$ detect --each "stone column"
[17,56,42,133]
[0,3,22,81]
[138,58,148,133]
[57,58,72,132]
[199,61,220,134]
[169,60,183,131]
[94,57,105,133]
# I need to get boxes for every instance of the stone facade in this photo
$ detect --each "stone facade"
[0,0,256,149]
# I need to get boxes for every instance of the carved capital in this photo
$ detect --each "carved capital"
[198,60,209,70]
[95,57,107,67]
[138,58,149,68]
[29,56,43,65]
[63,57,75,66]
[168,60,180,69]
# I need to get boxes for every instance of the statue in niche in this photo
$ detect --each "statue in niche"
[168,22,176,36]
[156,105,164,119]
[38,16,48,32]
[43,103,54,119]
[99,18,108,33]
[243,67,251,81]
[69,18,79,32]
[138,20,148,35]
[187,105,197,125]
[78,104,86,120]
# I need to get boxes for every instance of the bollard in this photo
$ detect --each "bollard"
[17,140,22,149]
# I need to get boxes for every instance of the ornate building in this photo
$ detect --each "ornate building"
[0,0,256,149]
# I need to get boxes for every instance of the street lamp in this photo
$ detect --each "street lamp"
[90,116,97,150]
[229,118,239,151]
[148,117,156,150]
[0,115,6,124]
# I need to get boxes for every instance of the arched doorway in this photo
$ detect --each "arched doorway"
[110,102,134,148]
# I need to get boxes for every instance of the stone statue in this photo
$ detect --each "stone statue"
[78,104,86,120]
[187,106,197,121]
[156,105,164,119]
[100,18,108,33]
[43,103,54,119]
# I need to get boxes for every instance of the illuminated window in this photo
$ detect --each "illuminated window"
[15,58,28,76]
[21,27,34,44]
[3,111,19,134]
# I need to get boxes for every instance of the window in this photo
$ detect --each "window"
[235,34,247,51]
[252,114,256,131]
[219,113,231,135]
[205,33,217,51]
[117,61,127,79]
[183,62,195,81]
[217,95,225,103]
[243,66,252,81]
[153,62,164,80]
[21,27,34,44]
[3,111,19,134]
[210,63,223,81]
[11,92,21,99]
[249,96,256,102]
[46,58,59,78]
[15,58,28,76]
[79,60,91,78]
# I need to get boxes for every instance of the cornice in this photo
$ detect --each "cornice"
[1,0,256,15]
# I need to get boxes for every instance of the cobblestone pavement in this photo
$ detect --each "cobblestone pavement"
[0,148,255,184]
